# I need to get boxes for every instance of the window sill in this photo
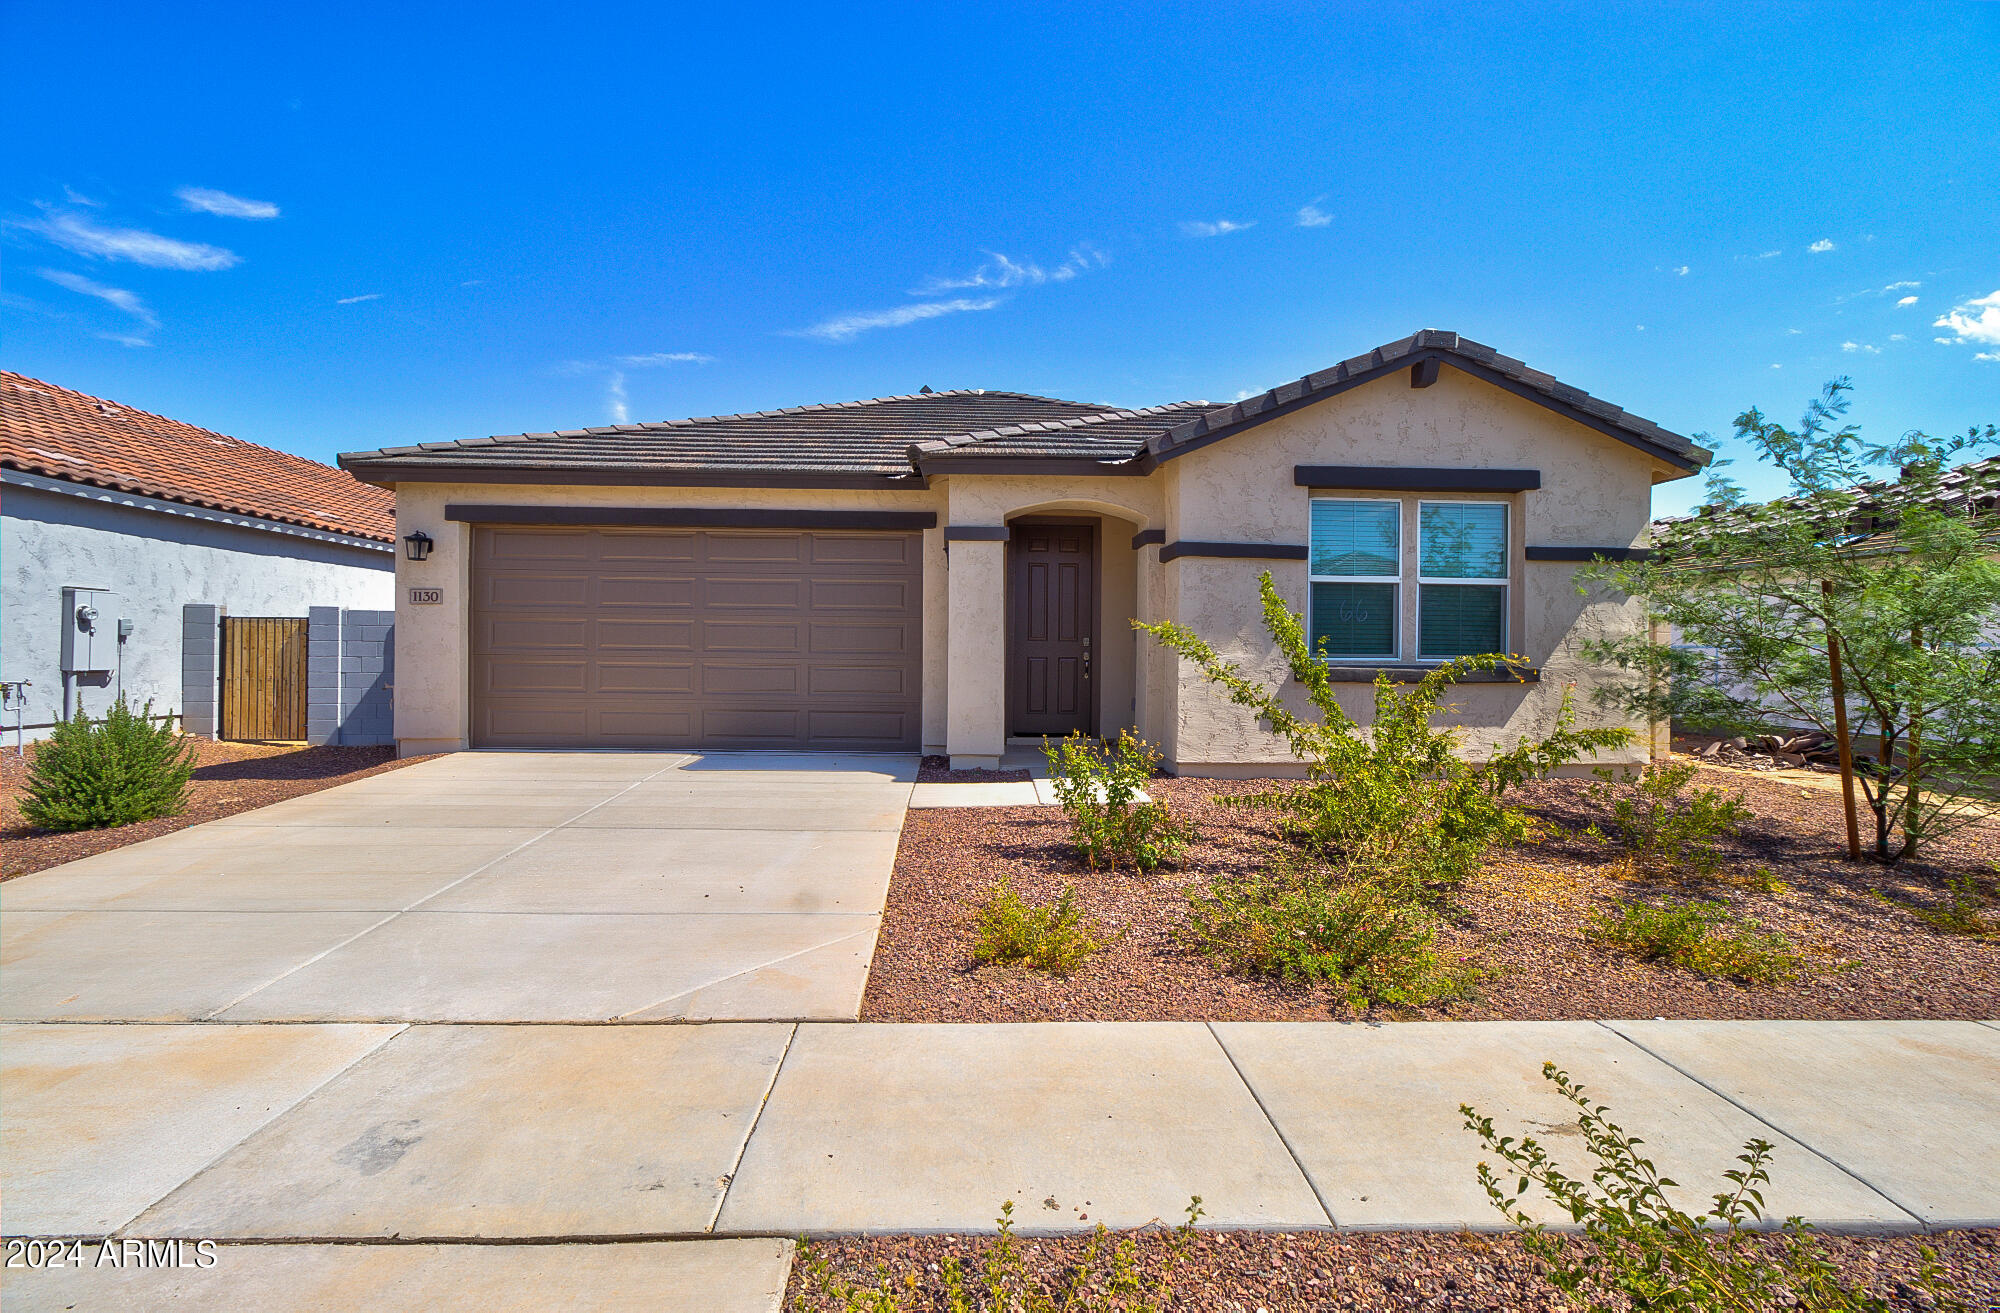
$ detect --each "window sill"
[1321,663,1540,684]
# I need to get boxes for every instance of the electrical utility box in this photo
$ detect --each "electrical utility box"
[60,586,117,674]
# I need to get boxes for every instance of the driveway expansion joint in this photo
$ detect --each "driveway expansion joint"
[1204,1021,1338,1227]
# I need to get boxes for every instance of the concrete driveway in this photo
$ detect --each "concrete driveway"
[0,751,913,1023]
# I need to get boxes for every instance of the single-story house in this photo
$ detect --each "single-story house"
[1,371,396,739]
[339,331,1711,773]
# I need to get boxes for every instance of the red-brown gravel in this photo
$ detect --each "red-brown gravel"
[0,738,436,879]
[862,762,2000,1023]
[788,1225,2000,1311]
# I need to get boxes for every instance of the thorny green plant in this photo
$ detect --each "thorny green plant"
[1042,732,1192,872]
[1585,760,1752,879]
[973,881,1115,975]
[1463,1063,1966,1312]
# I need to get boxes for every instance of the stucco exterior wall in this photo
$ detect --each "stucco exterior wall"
[1163,366,1668,773]
[1,482,394,736]
[387,480,946,755]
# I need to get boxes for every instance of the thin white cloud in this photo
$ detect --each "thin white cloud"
[175,186,279,220]
[1933,290,2000,347]
[1233,389,1255,401]
[1180,219,1254,238]
[912,247,1105,295]
[1770,363,1782,369]
[1890,333,1907,341]
[38,269,158,328]
[1841,341,1880,354]
[606,371,629,424]
[336,293,382,304]
[1635,324,1646,332]
[24,208,238,270]
[1294,202,1332,229]
[1897,296,1919,307]
[1977,352,1999,363]
[615,351,716,366]
[461,278,486,287]
[1884,280,1921,292]
[1786,328,1803,335]
[1673,265,1690,276]
[1756,250,1782,260]
[1809,238,1836,254]
[790,297,1001,343]
[97,332,152,348]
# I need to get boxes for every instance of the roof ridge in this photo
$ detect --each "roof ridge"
[0,369,317,468]
[907,400,1212,456]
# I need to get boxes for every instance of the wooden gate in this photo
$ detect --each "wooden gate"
[220,617,309,741]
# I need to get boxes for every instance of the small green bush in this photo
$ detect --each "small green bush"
[973,881,1112,974]
[1188,862,1475,1009]
[1585,760,1751,878]
[791,1197,1203,1312]
[1042,731,1192,872]
[1876,875,1999,938]
[1590,898,1804,984]
[17,699,195,832]
[1464,1063,1965,1312]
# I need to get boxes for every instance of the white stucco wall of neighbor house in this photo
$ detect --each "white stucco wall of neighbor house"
[0,477,394,737]
[1163,366,1676,775]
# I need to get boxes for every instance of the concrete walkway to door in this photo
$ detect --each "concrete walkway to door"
[0,750,913,1023]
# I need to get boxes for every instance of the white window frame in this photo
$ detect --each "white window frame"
[1308,496,1403,662]
[1415,500,1509,662]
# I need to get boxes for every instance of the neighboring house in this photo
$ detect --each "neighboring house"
[1,372,396,739]
[339,330,1711,773]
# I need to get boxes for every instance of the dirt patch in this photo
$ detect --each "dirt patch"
[789,1225,2000,1311]
[862,763,2000,1023]
[918,754,1034,784]
[0,738,437,880]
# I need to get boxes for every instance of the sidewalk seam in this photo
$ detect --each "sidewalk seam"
[1593,1021,1927,1229]
[1204,1023,1338,1228]
[709,1022,801,1233]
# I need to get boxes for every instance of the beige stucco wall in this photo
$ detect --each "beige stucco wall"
[388,480,944,755]
[1162,366,1673,774]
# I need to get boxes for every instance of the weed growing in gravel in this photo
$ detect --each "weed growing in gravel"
[1042,732,1192,872]
[19,698,195,832]
[1585,760,1751,879]
[792,1196,1204,1312]
[1874,875,1999,938]
[1589,898,1805,984]
[1187,857,1476,1009]
[1464,1063,1967,1312]
[973,881,1114,974]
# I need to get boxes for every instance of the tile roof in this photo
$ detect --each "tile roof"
[340,390,1124,481]
[1,372,395,542]
[339,331,1710,484]
[1654,453,2000,549]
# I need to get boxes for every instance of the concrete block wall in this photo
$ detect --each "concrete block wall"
[180,604,220,738]
[306,607,342,746]
[335,609,394,746]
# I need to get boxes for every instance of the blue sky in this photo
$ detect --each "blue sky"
[6,2,1996,515]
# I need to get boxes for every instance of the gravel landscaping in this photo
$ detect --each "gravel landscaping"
[0,739,434,879]
[788,1225,2000,1311]
[863,760,2000,1023]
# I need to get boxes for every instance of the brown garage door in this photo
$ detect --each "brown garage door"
[471,526,922,749]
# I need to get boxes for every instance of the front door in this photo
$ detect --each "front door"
[1008,519,1096,737]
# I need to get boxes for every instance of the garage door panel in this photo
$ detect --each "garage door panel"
[471,525,921,750]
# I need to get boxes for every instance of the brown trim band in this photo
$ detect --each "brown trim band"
[348,463,930,492]
[1524,546,1652,562]
[1130,529,1166,549]
[444,505,939,531]
[943,525,1010,541]
[1158,541,1310,564]
[916,455,1147,476]
[1295,465,1541,491]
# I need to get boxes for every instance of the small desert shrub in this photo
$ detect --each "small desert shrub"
[1464,1063,1965,1312]
[792,1197,1203,1312]
[1585,759,1751,878]
[1877,875,1999,938]
[1188,862,1475,1008]
[1139,571,1630,895]
[1590,898,1804,984]
[1043,731,1192,872]
[973,881,1112,974]
[18,699,195,832]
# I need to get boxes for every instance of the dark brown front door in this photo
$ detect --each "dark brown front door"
[1008,519,1096,737]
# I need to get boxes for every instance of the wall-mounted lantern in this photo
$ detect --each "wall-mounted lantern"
[403,530,434,562]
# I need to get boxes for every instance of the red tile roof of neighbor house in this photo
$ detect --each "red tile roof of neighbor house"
[0,371,395,542]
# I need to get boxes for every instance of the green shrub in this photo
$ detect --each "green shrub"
[1876,875,1999,938]
[1590,898,1804,984]
[1042,731,1192,872]
[1138,571,1630,895]
[1463,1063,1965,1312]
[1585,760,1751,878]
[17,699,195,832]
[973,881,1113,974]
[791,1197,1203,1312]
[1188,861,1475,1009]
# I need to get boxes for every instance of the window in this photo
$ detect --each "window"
[1418,502,1508,659]
[1308,496,1511,663]
[1309,499,1399,658]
